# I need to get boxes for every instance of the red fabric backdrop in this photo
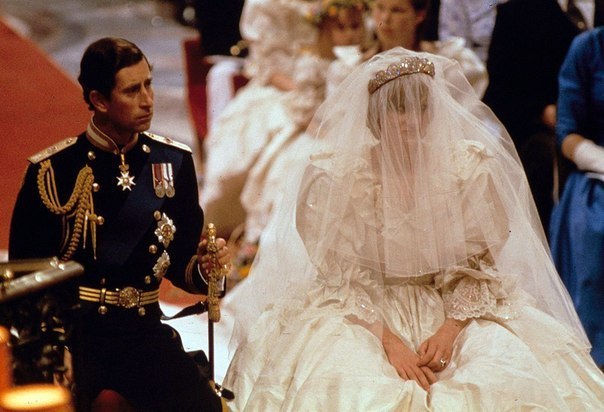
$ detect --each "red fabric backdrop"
[0,18,90,251]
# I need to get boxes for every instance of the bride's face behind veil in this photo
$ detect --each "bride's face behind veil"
[360,56,478,276]
[366,76,432,181]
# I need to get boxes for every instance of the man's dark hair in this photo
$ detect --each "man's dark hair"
[78,37,150,110]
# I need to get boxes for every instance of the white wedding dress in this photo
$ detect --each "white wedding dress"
[222,49,604,411]
[224,141,604,411]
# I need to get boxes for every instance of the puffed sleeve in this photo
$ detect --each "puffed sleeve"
[434,140,521,322]
[556,31,595,146]
[438,0,471,45]
[296,153,383,324]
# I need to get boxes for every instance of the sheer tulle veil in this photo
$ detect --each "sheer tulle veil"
[223,47,589,354]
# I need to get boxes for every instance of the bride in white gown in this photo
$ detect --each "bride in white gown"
[222,48,604,411]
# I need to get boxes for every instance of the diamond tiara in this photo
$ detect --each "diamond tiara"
[368,56,435,94]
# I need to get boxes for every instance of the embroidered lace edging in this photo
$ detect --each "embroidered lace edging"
[438,261,520,322]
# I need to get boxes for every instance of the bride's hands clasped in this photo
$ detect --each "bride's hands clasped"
[382,329,436,391]
[349,316,467,391]
[417,318,469,372]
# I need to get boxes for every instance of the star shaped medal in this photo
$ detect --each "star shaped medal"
[116,153,136,191]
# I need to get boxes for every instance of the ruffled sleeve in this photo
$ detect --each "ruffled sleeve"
[435,140,521,322]
[435,254,521,322]
[297,153,383,324]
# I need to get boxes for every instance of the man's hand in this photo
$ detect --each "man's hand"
[197,238,231,278]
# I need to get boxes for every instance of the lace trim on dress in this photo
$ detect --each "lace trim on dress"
[442,276,496,320]
[436,254,521,321]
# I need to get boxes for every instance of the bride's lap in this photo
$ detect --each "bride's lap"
[226,310,427,411]
[225,300,597,411]
[225,303,585,411]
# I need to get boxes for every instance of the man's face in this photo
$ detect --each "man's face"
[104,59,154,136]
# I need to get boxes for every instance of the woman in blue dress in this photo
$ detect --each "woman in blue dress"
[550,26,604,370]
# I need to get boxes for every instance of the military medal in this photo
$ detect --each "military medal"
[153,251,171,280]
[116,153,136,191]
[85,120,138,191]
[154,212,176,248]
[152,163,175,198]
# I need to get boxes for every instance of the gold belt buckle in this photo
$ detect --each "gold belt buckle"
[117,287,140,308]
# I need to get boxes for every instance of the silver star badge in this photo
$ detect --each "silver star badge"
[154,213,176,248]
[117,170,136,191]
[153,251,171,280]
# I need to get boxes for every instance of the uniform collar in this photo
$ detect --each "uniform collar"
[86,117,139,155]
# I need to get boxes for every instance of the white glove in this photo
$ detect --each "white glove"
[572,139,604,174]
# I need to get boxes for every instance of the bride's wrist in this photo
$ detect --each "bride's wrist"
[441,318,469,337]
[381,327,402,350]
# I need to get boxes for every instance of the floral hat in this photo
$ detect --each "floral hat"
[305,0,368,26]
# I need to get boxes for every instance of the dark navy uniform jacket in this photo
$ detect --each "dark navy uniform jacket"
[8,129,221,411]
[10,130,206,297]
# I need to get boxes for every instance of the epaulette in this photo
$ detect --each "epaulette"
[144,132,192,153]
[28,137,78,164]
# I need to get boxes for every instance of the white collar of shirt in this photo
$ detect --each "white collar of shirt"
[558,0,595,29]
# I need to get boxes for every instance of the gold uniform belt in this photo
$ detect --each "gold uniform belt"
[78,286,160,316]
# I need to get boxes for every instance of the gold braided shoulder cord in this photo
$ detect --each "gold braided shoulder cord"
[36,160,95,260]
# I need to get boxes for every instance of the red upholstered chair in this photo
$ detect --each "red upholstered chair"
[182,37,213,142]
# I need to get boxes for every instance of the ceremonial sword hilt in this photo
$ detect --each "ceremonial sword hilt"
[206,223,223,323]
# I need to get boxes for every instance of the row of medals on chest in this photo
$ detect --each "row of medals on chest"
[95,142,174,198]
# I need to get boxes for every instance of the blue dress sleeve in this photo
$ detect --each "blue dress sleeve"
[556,30,597,146]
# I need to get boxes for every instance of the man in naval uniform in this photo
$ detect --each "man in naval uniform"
[8,37,230,411]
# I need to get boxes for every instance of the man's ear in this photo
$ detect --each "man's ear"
[89,90,109,113]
